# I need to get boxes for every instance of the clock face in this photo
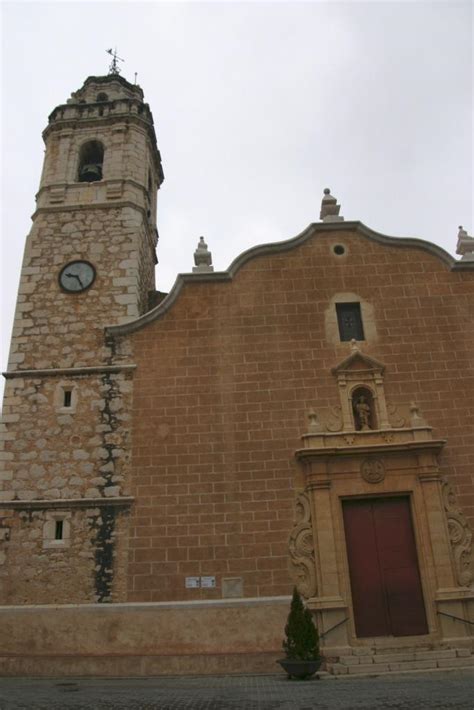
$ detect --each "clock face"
[59,261,96,293]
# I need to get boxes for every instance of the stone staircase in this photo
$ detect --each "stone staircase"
[327,646,474,676]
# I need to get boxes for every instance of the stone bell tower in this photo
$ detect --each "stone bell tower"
[8,72,163,373]
[0,72,163,604]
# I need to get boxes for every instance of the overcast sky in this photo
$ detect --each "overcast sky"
[1,1,472,399]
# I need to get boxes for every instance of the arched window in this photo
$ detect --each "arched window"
[77,140,104,183]
[96,92,109,102]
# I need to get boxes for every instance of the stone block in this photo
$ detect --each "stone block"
[388,660,437,672]
[352,648,375,656]
[330,663,349,675]
[415,649,456,660]
[0,491,15,502]
[104,486,121,497]
[373,652,415,663]
[114,294,136,305]
[437,656,474,668]
[339,655,361,665]
[349,663,390,674]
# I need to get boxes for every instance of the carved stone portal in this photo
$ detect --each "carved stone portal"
[288,492,317,599]
[294,345,474,650]
[442,479,473,587]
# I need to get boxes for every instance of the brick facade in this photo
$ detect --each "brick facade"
[112,226,474,602]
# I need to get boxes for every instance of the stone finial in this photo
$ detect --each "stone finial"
[350,338,360,353]
[456,225,474,261]
[320,188,344,223]
[307,408,323,433]
[193,236,214,273]
[410,402,426,427]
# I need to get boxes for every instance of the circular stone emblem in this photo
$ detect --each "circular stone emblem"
[361,458,385,484]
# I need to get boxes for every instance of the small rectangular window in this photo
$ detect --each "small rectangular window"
[336,302,365,341]
[63,390,72,408]
[55,520,64,540]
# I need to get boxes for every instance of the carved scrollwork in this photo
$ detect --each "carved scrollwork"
[288,492,317,599]
[442,479,473,587]
[326,406,343,432]
[387,403,406,429]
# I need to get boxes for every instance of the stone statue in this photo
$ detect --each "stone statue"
[354,395,371,430]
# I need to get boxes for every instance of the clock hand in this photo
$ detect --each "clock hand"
[65,272,84,288]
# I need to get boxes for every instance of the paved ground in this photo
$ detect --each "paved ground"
[0,670,473,710]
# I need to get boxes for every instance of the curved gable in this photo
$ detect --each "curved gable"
[106,220,460,338]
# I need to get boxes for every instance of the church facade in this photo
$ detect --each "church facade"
[1,73,473,676]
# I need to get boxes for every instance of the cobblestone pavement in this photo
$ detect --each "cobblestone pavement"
[0,670,473,710]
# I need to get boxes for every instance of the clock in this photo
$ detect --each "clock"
[59,261,96,293]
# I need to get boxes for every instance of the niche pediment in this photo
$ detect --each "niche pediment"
[331,349,385,376]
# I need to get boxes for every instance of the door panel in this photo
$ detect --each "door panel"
[342,499,390,637]
[343,497,428,638]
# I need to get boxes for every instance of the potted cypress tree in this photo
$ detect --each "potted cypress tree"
[277,587,322,679]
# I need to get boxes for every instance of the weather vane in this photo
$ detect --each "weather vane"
[106,48,124,75]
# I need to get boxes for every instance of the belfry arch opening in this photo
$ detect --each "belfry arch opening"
[77,140,104,183]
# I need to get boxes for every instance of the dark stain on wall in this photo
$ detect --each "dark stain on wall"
[90,506,116,602]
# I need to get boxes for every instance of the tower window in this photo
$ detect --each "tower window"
[43,514,71,549]
[55,520,64,540]
[56,383,77,413]
[336,302,365,341]
[78,140,104,183]
[96,92,108,102]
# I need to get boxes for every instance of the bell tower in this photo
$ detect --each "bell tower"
[8,72,163,373]
[0,73,163,604]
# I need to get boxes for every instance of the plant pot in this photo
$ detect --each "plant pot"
[277,657,323,680]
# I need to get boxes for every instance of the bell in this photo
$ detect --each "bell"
[79,163,102,183]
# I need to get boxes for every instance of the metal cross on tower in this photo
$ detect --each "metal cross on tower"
[106,48,124,75]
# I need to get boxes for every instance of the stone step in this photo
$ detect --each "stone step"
[348,660,437,674]
[345,655,474,675]
[339,648,458,666]
[331,649,474,676]
[348,645,432,659]
[331,664,474,679]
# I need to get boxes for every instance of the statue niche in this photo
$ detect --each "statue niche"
[330,345,390,432]
[352,387,376,431]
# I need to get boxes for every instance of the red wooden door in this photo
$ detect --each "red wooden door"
[343,497,428,637]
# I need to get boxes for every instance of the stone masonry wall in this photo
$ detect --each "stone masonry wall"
[0,368,133,603]
[124,228,474,602]
[7,206,150,372]
[0,505,130,604]
[0,371,133,502]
